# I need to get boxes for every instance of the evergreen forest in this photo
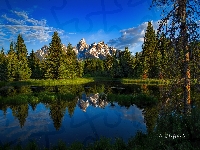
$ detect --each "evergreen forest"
[0,22,199,82]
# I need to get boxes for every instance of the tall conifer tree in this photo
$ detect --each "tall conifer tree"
[28,49,43,79]
[15,34,31,80]
[0,48,8,81]
[111,53,123,78]
[141,21,157,79]
[189,41,200,80]
[76,60,84,78]
[156,33,173,79]
[45,32,63,79]
[104,54,113,76]
[133,52,143,78]
[120,47,134,77]
[7,42,18,81]
[64,43,77,78]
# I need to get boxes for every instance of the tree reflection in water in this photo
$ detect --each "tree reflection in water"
[1,83,198,147]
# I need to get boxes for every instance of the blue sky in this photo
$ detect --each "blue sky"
[0,0,163,55]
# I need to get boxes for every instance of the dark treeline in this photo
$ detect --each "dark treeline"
[0,21,200,81]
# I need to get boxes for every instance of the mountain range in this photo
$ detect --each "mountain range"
[35,38,120,61]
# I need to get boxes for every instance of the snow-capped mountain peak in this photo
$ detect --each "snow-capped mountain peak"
[34,39,119,61]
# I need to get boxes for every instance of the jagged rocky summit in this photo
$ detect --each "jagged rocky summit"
[35,38,119,61]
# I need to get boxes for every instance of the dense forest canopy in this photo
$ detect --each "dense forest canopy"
[0,23,199,81]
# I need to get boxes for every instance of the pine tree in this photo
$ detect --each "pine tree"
[104,54,113,76]
[133,52,143,78]
[0,47,8,81]
[15,34,31,81]
[150,34,162,79]
[83,59,92,76]
[189,40,200,80]
[83,59,97,77]
[76,60,84,78]
[45,32,64,79]
[141,21,157,79]
[96,59,104,76]
[28,49,43,79]
[39,60,45,79]
[64,43,77,78]
[120,47,134,77]
[7,42,18,81]
[157,33,174,79]
[111,53,123,78]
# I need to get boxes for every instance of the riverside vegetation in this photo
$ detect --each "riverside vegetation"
[1,0,200,148]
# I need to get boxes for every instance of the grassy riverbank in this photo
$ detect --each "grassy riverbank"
[121,78,200,85]
[0,77,199,87]
[121,78,170,85]
[0,78,95,87]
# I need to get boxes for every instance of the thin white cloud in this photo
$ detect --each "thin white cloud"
[2,14,25,25]
[0,10,65,46]
[12,10,29,20]
[87,29,110,44]
[107,20,161,52]
[11,10,47,26]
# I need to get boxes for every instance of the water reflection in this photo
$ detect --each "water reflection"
[0,83,184,148]
[78,93,108,112]
[11,104,29,128]
[0,105,51,146]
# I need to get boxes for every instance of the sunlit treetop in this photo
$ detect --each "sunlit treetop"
[150,0,200,42]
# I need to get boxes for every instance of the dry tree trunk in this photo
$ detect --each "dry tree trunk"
[179,0,191,113]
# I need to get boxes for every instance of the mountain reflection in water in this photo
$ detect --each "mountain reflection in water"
[78,93,108,112]
[0,84,148,148]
